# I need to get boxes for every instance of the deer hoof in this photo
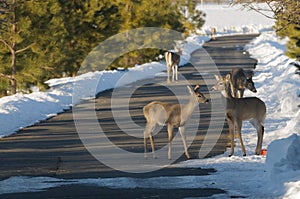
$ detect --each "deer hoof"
[255,149,262,155]
[228,154,233,157]
[243,154,247,157]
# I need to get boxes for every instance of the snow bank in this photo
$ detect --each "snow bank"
[266,134,300,197]
[0,90,72,135]
[245,32,300,145]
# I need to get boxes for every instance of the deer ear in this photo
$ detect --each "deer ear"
[214,74,222,81]
[194,84,200,92]
[246,71,254,79]
[187,85,194,94]
[225,73,231,81]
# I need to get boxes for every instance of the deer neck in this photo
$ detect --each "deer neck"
[181,96,198,122]
[224,82,234,99]
[222,82,235,110]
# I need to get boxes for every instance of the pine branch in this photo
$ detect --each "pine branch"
[0,72,13,80]
[16,43,35,54]
[0,38,13,53]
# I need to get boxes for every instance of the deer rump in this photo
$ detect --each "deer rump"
[165,51,180,82]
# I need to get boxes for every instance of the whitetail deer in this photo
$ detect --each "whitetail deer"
[143,85,209,159]
[210,27,216,40]
[165,48,182,82]
[212,74,266,157]
[230,67,257,98]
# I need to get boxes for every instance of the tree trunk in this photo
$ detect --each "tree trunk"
[10,0,17,95]
[10,48,17,94]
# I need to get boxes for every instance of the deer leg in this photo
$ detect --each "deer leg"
[236,119,246,156]
[257,125,265,154]
[179,126,190,159]
[239,89,244,98]
[237,90,241,98]
[175,64,178,81]
[172,66,175,82]
[144,124,150,159]
[226,115,235,157]
[143,125,149,159]
[255,125,264,155]
[144,123,156,159]
[144,137,148,159]
[167,66,171,83]
[250,119,264,155]
[149,133,156,158]
[167,124,174,160]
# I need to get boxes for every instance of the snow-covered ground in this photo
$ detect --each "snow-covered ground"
[199,3,274,35]
[1,3,300,199]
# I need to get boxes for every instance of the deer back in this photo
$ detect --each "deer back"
[227,97,266,121]
[231,67,247,90]
[143,101,181,126]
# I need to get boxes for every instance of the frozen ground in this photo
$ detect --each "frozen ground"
[1,3,300,199]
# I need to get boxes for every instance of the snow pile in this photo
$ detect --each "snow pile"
[266,134,300,197]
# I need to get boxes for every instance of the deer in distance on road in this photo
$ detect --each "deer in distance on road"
[210,27,216,40]
[212,74,266,157]
[165,48,182,83]
[143,85,209,160]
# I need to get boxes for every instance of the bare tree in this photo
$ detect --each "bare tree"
[231,0,300,30]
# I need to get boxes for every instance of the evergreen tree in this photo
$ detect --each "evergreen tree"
[0,0,206,96]
[107,0,205,69]
[16,1,64,91]
[273,0,300,60]
[0,0,35,95]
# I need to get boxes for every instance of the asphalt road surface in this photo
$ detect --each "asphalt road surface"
[0,34,258,199]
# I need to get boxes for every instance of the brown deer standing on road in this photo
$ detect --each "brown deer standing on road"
[143,85,209,160]
[230,67,257,98]
[212,74,266,157]
[210,27,216,40]
[165,49,182,83]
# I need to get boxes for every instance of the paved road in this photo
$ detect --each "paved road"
[0,34,258,198]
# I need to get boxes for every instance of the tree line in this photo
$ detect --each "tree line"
[0,0,205,96]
